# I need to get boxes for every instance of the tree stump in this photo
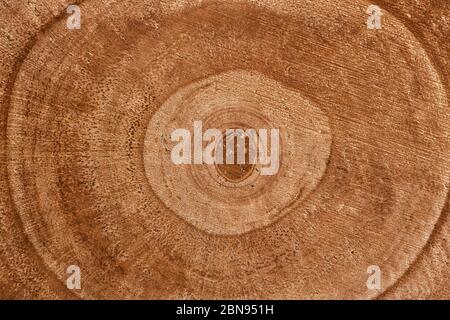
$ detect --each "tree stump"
[0,0,448,299]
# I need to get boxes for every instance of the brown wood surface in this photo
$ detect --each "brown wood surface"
[0,0,449,299]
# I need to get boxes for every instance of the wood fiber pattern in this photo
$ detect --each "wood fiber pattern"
[0,0,449,299]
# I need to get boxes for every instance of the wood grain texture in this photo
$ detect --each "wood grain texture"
[0,0,448,299]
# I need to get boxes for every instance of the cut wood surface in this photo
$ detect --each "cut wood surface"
[0,0,449,299]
